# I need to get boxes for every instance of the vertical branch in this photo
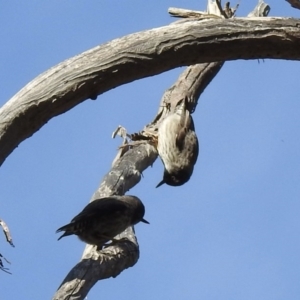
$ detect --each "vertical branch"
[53,144,157,300]
[53,1,270,299]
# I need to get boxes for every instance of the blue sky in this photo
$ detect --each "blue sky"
[1,1,300,299]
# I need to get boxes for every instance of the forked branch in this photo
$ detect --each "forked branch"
[52,1,274,299]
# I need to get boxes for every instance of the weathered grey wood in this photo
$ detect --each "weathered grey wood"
[53,144,157,300]
[143,61,224,138]
[52,3,276,298]
[1,17,300,167]
[168,7,223,19]
[0,219,14,247]
[169,0,238,19]
[52,33,226,300]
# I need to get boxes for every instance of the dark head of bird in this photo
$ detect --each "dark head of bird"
[56,195,149,249]
[156,167,193,187]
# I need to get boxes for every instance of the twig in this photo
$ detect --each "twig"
[0,219,15,247]
[0,253,12,274]
[52,0,272,299]
[0,219,14,274]
[168,7,223,19]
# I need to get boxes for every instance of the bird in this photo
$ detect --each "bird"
[56,195,149,249]
[156,98,199,187]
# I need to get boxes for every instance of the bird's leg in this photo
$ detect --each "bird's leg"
[120,131,158,149]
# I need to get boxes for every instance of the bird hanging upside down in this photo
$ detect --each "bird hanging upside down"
[56,195,149,249]
[156,98,199,187]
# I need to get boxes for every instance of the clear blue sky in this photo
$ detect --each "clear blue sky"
[1,1,300,299]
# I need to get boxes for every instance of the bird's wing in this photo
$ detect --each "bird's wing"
[56,198,130,238]
[71,198,130,223]
[190,131,199,165]
[176,112,190,150]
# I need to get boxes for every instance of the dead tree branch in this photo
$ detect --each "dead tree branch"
[52,2,273,299]
[0,17,300,167]
[0,219,14,247]
[0,218,14,274]
[53,143,157,299]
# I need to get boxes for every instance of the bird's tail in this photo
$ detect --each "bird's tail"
[56,224,73,240]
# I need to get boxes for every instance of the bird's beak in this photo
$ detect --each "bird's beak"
[141,218,150,224]
[156,179,165,188]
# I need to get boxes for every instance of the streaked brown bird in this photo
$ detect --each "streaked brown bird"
[156,98,199,187]
[56,195,149,249]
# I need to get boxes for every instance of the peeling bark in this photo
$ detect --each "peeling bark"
[52,2,275,299]
[0,0,297,298]
[0,17,300,167]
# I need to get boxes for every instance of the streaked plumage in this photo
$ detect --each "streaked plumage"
[156,98,199,187]
[56,195,149,249]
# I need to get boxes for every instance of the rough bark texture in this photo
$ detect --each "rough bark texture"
[0,17,300,167]
[0,1,297,298]
[53,144,157,299]
[52,2,273,299]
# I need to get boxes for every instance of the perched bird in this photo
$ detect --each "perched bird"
[56,195,149,249]
[156,98,199,187]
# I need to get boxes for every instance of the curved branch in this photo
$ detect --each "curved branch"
[54,230,141,299]
[0,17,299,166]
[53,143,157,300]
[52,4,279,298]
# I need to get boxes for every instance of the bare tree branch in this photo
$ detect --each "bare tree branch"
[169,0,239,19]
[0,219,14,247]
[53,143,157,300]
[0,17,299,167]
[0,218,14,274]
[168,7,223,19]
[0,0,294,297]
[52,2,274,298]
